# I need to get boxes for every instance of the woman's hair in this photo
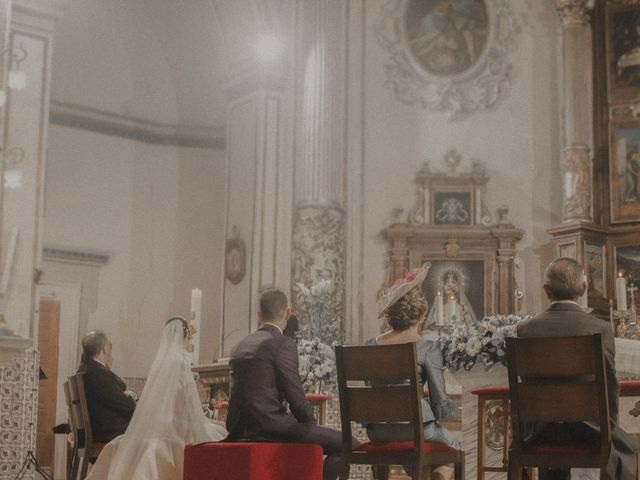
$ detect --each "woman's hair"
[165,316,189,337]
[385,286,428,331]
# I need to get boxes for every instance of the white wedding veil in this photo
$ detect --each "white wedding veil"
[87,317,226,479]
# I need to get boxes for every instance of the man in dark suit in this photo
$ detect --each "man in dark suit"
[516,258,639,480]
[76,330,136,443]
[226,288,350,480]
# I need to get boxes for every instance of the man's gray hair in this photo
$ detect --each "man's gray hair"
[544,257,585,301]
[81,330,109,363]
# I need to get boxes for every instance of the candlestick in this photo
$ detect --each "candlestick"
[616,272,627,311]
[190,288,202,363]
[435,292,444,327]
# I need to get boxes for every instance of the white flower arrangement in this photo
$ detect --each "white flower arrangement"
[437,314,528,372]
[296,279,332,340]
[297,337,336,392]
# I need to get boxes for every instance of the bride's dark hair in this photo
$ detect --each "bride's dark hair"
[386,287,428,331]
[165,316,189,337]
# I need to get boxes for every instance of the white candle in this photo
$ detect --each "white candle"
[435,292,444,327]
[190,288,202,363]
[445,296,458,323]
[616,273,627,311]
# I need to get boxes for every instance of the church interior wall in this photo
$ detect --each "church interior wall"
[358,0,563,341]
[43,123,226,378]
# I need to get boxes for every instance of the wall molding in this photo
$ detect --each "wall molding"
[43,245,110,267]
[49,100,226,149]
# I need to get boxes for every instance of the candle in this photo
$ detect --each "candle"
[435,292,444,327]
[616,272,627,311]
[190,288,202,363]
[445,295,458,323]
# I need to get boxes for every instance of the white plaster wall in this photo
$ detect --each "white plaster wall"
[44,124,225,377]
[359,0,562,341]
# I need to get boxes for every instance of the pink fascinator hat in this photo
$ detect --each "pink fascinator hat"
[377,262,431,318]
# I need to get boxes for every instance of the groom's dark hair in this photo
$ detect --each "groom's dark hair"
[259,288,288,322]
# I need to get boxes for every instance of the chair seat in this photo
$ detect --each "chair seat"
[184,442,323,480]
[523,440,600,456]
[355,441,459,454]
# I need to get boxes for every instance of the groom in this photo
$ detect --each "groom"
[226,288,351,480]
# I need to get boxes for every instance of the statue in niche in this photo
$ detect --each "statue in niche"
[424,261,479,329]
[406,0,488,76]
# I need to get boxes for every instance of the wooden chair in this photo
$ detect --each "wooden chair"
[67,374,106,480]
[335,343,464,480]
[506,334,611,480]
[63,380,80,480]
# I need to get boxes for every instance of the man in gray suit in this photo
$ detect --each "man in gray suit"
[517,257,639,480]
[226,288,350,480]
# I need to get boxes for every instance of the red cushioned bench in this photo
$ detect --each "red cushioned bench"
[184,442,323,480]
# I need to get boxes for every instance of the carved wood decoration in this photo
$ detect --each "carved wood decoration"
[383,151,524,319]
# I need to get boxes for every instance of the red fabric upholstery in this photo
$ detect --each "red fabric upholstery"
[355,441,459,454]
[213,401,229,410]
[620,380,640,395]
[305,393,329,401]
[471,385,509,395]
[94,443,107,451]
[524,440,600,456]
[184,442,323,480]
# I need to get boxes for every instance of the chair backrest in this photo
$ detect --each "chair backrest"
[67,374,95,450]
[335,343,423,452]
[63,380,78,442]
[506,334,611,454]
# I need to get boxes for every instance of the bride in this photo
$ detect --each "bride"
[87,316,227,479]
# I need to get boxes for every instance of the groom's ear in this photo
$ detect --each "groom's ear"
[284,308,292,322]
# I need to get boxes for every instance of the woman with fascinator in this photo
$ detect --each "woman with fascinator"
[367,263,460,480]
[86,316,227,479]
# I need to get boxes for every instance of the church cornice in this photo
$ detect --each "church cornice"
[49,101,226,149]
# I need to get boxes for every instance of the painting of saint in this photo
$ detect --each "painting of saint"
[614,127,640,203]
[609,7,640,94]
[405,0,489,76]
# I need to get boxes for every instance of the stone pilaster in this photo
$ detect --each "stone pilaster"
[292,0,347,344]
[556,0,594,223]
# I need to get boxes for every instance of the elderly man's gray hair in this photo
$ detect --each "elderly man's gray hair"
[81,330,109,363]
[544,257,585,301]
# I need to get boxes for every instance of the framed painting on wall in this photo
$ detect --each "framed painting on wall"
[614,245,640,284]
[610,122,640,222]
[606,2,640,101]
[585,243,606,299]
[432,191,473,225]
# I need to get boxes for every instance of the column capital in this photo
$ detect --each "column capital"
[556,0,595,26]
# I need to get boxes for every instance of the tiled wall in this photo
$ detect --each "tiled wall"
[0,350,38,480]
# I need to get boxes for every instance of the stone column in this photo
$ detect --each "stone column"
[292,0,347,345]
[557,0,594,223]
[0,1,60,477]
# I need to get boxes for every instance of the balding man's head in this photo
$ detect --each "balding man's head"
[543,257,586,302]
[81,330,111,365]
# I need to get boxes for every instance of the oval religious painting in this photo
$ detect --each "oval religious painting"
[405,0,489,77]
